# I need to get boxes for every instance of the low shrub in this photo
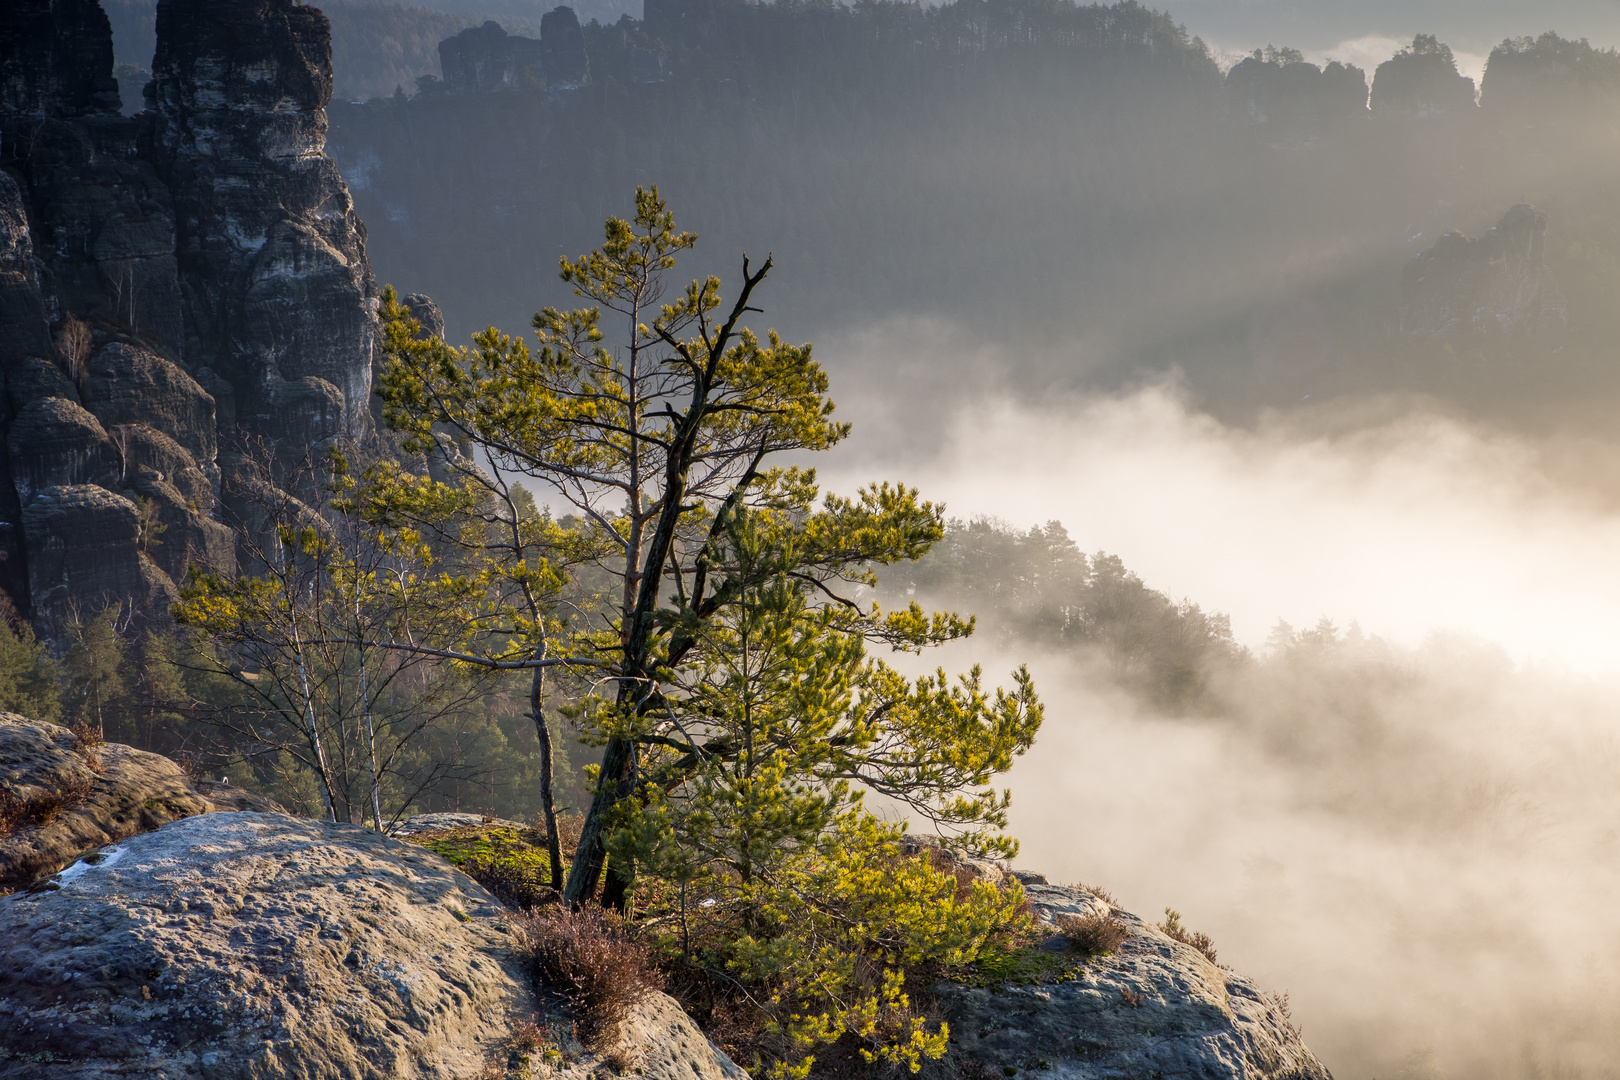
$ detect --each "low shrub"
[0,773,96,839]
[1157,908,1218,965]
[1054,911,1130,955]
[509,904,662,1048]
[654,815,1032,1080]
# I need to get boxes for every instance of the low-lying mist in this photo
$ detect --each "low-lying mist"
[819,322,1620,1077]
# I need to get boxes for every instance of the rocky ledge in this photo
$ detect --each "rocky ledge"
[0,719,1330,1079]
[938,875,1330,1079]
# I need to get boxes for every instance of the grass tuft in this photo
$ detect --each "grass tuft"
[1054,911,1130,955]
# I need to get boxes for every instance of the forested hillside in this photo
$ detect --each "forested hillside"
[321,5,1620,428]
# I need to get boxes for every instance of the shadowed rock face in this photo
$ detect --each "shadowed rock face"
[149,0,378,445]
[0,0,120,120]
[0,0,379,641]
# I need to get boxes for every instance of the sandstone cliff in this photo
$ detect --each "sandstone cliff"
[438,9,589,96]
[0,0,379,643]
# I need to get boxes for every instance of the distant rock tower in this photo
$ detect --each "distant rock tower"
[438,8,589,94]
[1400,204,1568,336]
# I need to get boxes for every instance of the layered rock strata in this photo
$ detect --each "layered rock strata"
[0,0,380,642]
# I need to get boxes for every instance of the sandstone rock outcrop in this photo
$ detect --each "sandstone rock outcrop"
[1400,203,1568,337]
[0,0,381,643]
[438,10,589,95]
[1371,36,1476,120]
[0,713,209,891]
[936,879,1332,1079]
[1226,56,1367,135]
[148,0,378,444]
[0,811,751,1080]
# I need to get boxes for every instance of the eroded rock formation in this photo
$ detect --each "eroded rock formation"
[1226,57,1367,135]
[0,713,284,891]
[1400,204,1568,336]
[439,9,589,95]
[1371,36,1477,120]
[0,0,380,643]
[149,0,377,442]
[0,811,751,1080]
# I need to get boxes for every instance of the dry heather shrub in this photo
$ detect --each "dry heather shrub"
[509,904,661,1048]
[1158,908,1218,965]
[510,1014,550,1052]
[1075,880,1118,908]
[0,773,96,839]
[1055,911,1131,955]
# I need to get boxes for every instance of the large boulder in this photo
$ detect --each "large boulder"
[935,879,1332,1079]
[0,812,751,1080]
[0,714,210,891]
[0,813,528,1079]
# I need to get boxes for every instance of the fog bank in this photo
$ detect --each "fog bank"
[821,353,1620,673]
[817,322,1620,1077]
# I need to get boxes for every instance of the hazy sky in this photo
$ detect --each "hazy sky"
[1177,0,1620,75]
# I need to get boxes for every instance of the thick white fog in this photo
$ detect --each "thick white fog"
[817,319,1620,1078]
[821,322,1620,673]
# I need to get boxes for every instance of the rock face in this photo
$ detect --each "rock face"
[1400,204,1568,336]
[0,0,381,643]
[439,11,589,94]
[0,811,752,1080]
[0,0,121,120]
[149,0,378,444]
[538,7,589,89]
[935,879,1332,1080]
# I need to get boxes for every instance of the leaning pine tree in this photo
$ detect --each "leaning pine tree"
[374,187,1042,915]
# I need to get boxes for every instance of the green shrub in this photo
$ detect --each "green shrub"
[1157,908,1218,965]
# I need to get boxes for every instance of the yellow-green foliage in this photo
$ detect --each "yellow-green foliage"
[669,814,1031,1079]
